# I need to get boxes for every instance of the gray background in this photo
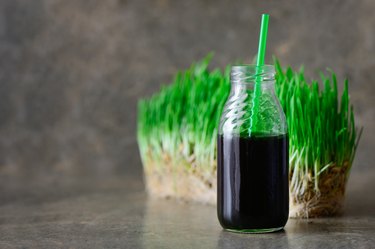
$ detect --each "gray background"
[0,0,374,182]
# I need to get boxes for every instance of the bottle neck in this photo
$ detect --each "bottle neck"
[231,80,276,94]
[230,64,276,93]
[231,64,275,83]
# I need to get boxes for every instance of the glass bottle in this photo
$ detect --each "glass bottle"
[217,65,289,233]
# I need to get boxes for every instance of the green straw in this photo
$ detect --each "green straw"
[250,14,269,134]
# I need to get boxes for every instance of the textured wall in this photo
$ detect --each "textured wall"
[0,0,374,180]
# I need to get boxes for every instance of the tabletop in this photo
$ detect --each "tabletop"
[0,169,374,249]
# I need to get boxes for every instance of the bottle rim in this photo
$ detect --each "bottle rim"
[231,64,275,84]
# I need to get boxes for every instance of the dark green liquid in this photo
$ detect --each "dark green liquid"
[217,134,289,231]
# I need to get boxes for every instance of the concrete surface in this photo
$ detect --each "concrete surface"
[0,170,374,248]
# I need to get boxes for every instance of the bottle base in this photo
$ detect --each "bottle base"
[225,226,284,234]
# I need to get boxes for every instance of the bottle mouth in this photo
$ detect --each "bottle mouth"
[231,64,275,84]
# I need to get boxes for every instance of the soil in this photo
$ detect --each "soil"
[144,150,349,218]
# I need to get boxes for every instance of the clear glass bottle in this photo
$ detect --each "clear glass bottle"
[217,65,289,233]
